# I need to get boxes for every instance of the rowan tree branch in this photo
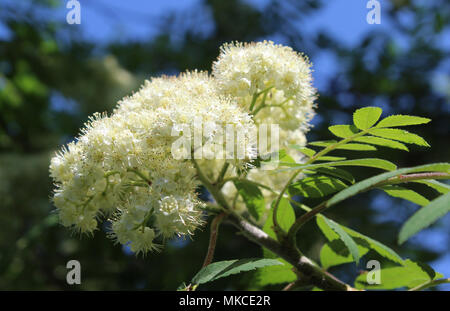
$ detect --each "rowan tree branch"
[192,157,355,291]
[287,171,450,244]
[225,212,356,291]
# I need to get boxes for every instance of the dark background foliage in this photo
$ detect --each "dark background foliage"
[0,0,448,290]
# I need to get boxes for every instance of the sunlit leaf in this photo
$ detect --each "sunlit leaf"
[376,115,431,128]
[370,128,430,147]
[380,185,430,206]
[316,215,403,264]
[328,124,359,138]
[234,180,265,220]
[280,158,397,171]
[353,106,382,130]
[399,192,450,244]
[312,167,355,184]
[326,163,450,208]
[289,175,347,198]
[191,258,282,285]
[319,216,360,264]
[413,180,450,194]
[320,240,369,269]
[264,198,295,237]
[355,260,442,290]
[354,136,409,151]
[289,145,316,157]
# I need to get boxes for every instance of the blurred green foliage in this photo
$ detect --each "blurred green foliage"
[0,0,448,290]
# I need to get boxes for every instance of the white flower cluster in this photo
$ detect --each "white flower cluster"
[212,41,316,211]
[213,41,316,132]
[50,71,256,254]
[50,41,317,254]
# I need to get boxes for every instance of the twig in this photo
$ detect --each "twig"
[282,280,302,291]
[409,278,450,291]
[191,158,230,209]
[215,162,230,186]
[202,212,227,267]
[192,156,355,290]
[225,211,355,291]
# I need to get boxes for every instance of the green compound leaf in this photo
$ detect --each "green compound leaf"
[289,145,316,157]
[310,140,376,151]
[317,216,404,264]
[254,263,297,286]
[399,191,450,244]
[355,259,442,290]
[233,180,265,220]
[335,143,376,151]
[314,156,347,161]
[289,175,347,198]
[328,124,359,138]
[281,158,397,171]
[376,115,431,128]
[261,149,295,167]
[369,128,430,147]
[353,106,383,130]
[191,258,282,285]
[309,140,338,147]
[354,136,409,151]
[319,216,360,264]
[326,163,450,209]
[311,167,355,184]
[257,198,297,286]
[254,249,297,286]
[277,149,296,163]
[320,240,369,269]
[380,185,430,206]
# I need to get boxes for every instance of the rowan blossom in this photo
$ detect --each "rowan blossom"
[212,40,316,132]
[50,71,256,254]
[212,41,316,213]
[50,41,317,253]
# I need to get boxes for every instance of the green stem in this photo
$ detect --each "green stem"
[378,172,450,186]
[251,103,267,116]
[252,96,292,117]
[127,168,152,184]
[215,162,230,186]
[249,93,259,112]
[80,195,95,213]
[191,158,231,209]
